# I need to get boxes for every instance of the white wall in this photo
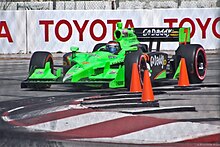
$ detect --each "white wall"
[26,10,153,53]
[0,11,26,54]
[0,8,219,54]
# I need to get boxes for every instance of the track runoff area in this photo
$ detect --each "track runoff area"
[0,53,219,146]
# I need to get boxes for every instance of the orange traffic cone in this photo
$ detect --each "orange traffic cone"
[130,63,142,92]
[178,58,190,87]
[141,70,154,102]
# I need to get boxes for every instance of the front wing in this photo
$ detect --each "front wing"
[21,63,125,89]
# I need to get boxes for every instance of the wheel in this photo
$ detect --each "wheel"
[63,52,73,75]
[175,44,207,84]
[92,43,106,52]
[124,49,148,89]
[29,51,53,89]
[29,51,54,75]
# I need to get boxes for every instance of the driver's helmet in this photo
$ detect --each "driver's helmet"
[106,41,120,54]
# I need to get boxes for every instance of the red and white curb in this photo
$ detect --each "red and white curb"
[2,103,220,144]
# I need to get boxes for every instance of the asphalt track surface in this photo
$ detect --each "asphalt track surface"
[0,53,219,147]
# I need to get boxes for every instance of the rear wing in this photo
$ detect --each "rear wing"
[134,28,190,43]
[133,28,190,51]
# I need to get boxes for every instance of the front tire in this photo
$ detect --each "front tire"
[29,51,53,89]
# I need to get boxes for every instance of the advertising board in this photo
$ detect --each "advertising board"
[0,9,219,53]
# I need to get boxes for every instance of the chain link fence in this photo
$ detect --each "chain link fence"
[0,0,220,10]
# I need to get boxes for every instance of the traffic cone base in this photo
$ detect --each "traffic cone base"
[174,85,201,91]
[141,100,159,107]
[130,63,142,93]
[178,58,190,87]
[141,70,156,103]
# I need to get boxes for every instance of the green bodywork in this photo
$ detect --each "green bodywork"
[173,60,181,79]
[28,22,190,88]
[29,22,139,88]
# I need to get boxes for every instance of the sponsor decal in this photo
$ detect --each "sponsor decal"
[0,21,13,43]
[163,59,167,66]
[108,55,117,59]
[39,19,134,42]
[82,61,90,65]
[36,70,44,74]
[169,30,179,37]
[164,17,220,39]
[146,62,152,77]
[109,70,117,74]
[63,61,68,66]
[116,81,123,85]
[143,28,173,37]
[150,54,166,68]
[89,53,99,57]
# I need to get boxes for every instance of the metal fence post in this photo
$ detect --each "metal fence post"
[53,0,56,10]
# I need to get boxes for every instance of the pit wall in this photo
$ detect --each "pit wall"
[0,8,219,54]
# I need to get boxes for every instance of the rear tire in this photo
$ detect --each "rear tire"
[175,44,207,84]
[124,49,145,89]
[29,51,53,89]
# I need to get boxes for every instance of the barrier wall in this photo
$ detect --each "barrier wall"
[153,8,220,50]
[26,10,153,53]
[0,9,219,54]
[0,11,26,54]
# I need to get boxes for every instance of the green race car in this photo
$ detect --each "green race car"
[21,22,207,89]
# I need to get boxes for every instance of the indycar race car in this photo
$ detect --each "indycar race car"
[21,22,207,89]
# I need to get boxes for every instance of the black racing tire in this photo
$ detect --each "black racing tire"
[92,43,106,52]
[29,51,53,89]
[124,49,146,89]
[29,51,54,75]
[63,52,73,75]
[175,44,207,84]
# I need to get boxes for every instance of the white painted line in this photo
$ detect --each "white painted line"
[7,106,24,113]
[1,115,13,122]
[1,106,24,122]
[8,105,78,121]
